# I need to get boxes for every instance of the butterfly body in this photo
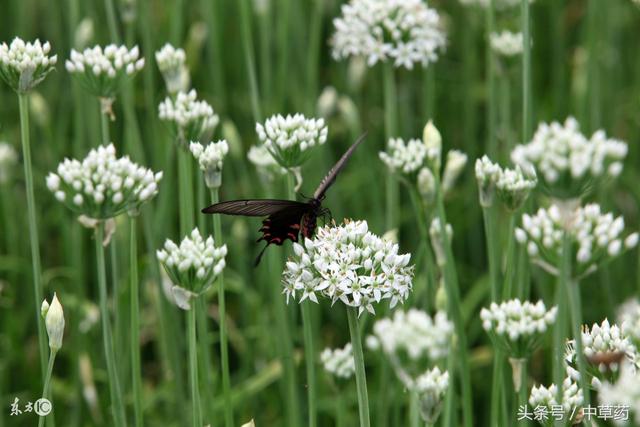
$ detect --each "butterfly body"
[202,134,366,264]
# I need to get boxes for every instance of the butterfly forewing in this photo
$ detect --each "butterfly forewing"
[202,199,308,216]
[313,133,367,199]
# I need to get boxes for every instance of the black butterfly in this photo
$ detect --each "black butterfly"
[202,134,366,265]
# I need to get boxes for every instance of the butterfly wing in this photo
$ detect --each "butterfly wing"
[201,199,305,216]
[258,203,312,246]
[313,133,367,199]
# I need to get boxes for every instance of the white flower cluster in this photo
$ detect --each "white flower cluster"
[282,220,414,315]
[0,38,57,92]
[65,44,144,97]
[46,144,162,219]
[414,367,449,423]
[515,203,638,278]
[529,377,583,423]
[247,144,286,179]
[159,90,219,144]
[599,362,640,425]
[480,299,557,357]
[255,114,327,168]
[490,31,523,57]
[189,140,229,188]
[156,228,227,309]
[0,142,18,184]
[511,117,627,197]
[370,309,452,362]
[320,343,355,379]
[619,299,640,348]
[380,138,427,175]
[475,155,537,210]
[580,319,636,373]
[331,0,446,69]
[155,43,189,94]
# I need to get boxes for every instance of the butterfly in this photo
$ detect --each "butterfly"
[202,133,366,265]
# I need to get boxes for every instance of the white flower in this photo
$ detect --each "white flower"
[579,319,636,373]
[475,155,536,210]
[370,309,452,363]
[480,299,557,357]
[41,293,65,352]
[159,89,219,144]
[0,37,57,92]
[516,203,637,278]
[255,114,327,168]
[414,367,449,424]
[529,376,583,422]
[46,144,163,219]
[511,117,627,198]
[320,343,356,379]
[441,150,467,195]
[0,142,18,184]
[490,31,523,57]
[189,140,229,188]
[619,299,640,348]
[379,138,427,175]
[331,0,446,69]
[247,144,287,180]
[599,361,640,425]
[282,220,414,315]
[157,228,227,309]
[65,44,144,97]
[155,43,190,94]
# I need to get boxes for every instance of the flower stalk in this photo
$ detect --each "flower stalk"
[347,306,370,427]
[129,216,143,427]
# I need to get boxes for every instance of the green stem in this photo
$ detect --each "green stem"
[306,0,322,114]
[434,175,473,427]
[409,392,420,427]
[104,0,121,44]
[482,205,501,301]
[188,306,202,427]
[95,224,126,427]
[130,217,143,427]
[490,350,504,427]
[99,101,111,146]
[210,188,234,427]
[301,301,317,427]
[276,0,290,109]
[383,63,398,231]
[486,0,497,157]
[239,0,263,122]
[18,93,47,378]
[38,351,57,427]
[347,306,371,427]
[408,186,437,308]
[178,147,195,235]
[552,276,568,426]
[518,362,528,423]
[521,0,532,145]
[567,278,591,405]
[502,214,517,300]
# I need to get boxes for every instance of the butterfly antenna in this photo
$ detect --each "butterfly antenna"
[254,243,270,267]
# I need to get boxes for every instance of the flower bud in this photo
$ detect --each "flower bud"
[423,120,442,174]
[43,293,65,352]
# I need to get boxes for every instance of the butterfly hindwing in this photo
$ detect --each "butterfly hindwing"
[258,203,312,246]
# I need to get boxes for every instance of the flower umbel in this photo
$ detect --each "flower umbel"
[379,138,427,176]
[490,31,523,57]
[331,0,446,69]
[414,367,449,424]
[528,377,583,426]
[0,38,57,93]
[159,89,219,145]
[480,299,557,358]
[65,44,144,98]
[189,140,229,188]
[155,43,190,94]
[475,155,537,210]
[255,114,327,169]
[320,343,356,379]
[156,228,227,310]
[282,220,414,315]
[46,144,162,219]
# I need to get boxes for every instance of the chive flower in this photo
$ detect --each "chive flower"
[331,0,447,69]
[255,113,328,169]
[155,43,189,94]
[511,117,627,198]
[619,299,640,349]
[156,228,227,310]
[480,299,557,358]
[475,155,537,210]
[515,203,638,278]
[0,37,57,93]
[159,89,219,145]
[41,293,65,352]
[490,31,524,57]
[247,144,287,180]
[320,343,356,379]
[189,140,229,188]
[528,377,584,426]
[65,44,144,98]
[46,144,162,219]
[598,361,640,425]
[414,367,449,424]
[282,220,414,315]
[0,142,18,184]
[379,138,427,175]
